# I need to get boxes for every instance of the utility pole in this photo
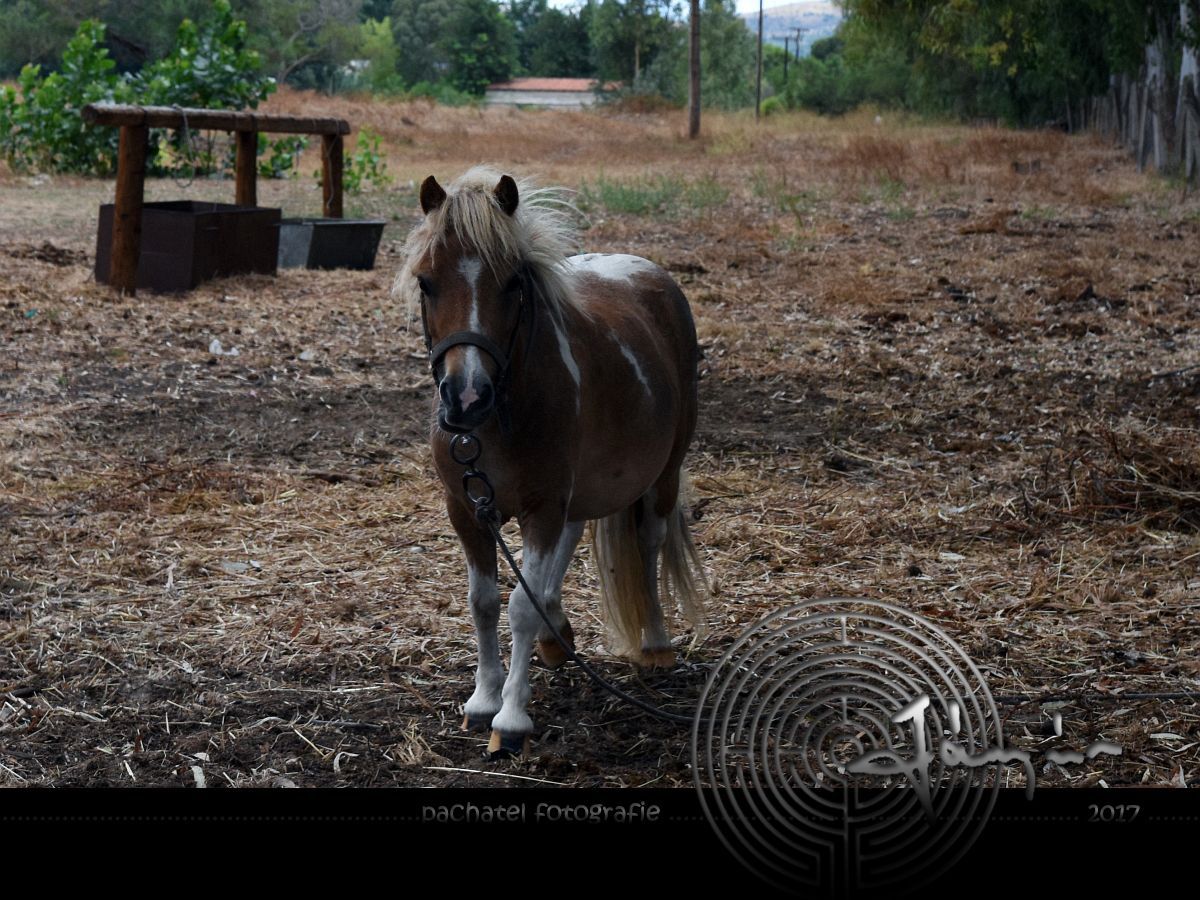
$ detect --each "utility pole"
[688,0,700,138]
[755,0,763,120]
[775,34,791,84]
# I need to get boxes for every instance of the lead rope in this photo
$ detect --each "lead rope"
[449,432,699,726]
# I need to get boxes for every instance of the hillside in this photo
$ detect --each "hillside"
[740,1,842,55]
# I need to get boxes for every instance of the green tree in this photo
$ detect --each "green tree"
[237,0,364,88]
[358,16,401,90]
[509,0,547,73]
[590,0,676,83]
[0,0,213,76]
[390,0,451,86]
[635,1,753,109]
[0,20,129,173]
[839,0,1178,123]
[697,0,754,109]
[0,1,75,77]
[439,0,517,95]
[133,0,274,110]
[527,5,594,77]
[0,2,274,174]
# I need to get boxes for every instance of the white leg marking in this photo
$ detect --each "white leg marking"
[457,256,485,407]
[463,562,505,720]
[492,523,582,734]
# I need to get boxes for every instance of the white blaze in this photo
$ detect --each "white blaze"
[457,256,484,408]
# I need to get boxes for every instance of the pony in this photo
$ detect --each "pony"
[398,165,707,753]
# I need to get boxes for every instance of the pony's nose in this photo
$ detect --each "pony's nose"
[462,380,492,412]
[439,375,494,427]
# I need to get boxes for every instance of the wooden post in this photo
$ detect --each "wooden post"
[110,124,148,295]
[755,1,763,121]
[322,133,344,218]
[235,130,258,207]
[687,0,700,139]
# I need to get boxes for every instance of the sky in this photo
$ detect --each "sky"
[547,2,810,12]
[733,1,811,11]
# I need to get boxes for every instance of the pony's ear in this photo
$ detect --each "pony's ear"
[494,174,519,216]
[420,175,446,214]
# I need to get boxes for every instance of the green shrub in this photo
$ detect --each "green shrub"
[404,80,478,107]
[0,1,275,177]
[0,20,130,174]
[344,127,392,194]
[760,96,785,117]
[579,174,728,218]
[133,1,272,113]
[258,135,307,179]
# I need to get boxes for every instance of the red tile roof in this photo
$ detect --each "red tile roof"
[487,78,612,93]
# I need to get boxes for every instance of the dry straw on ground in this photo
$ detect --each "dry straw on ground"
[1,94,1198,788]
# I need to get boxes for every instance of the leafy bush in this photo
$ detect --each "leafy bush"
[760,96,785,117]
[403,80,478,107]
[0,1,277,177]
[0,20,130,174]
[343,127,392,194]
[258,135,307,179]
[133,1,272,112]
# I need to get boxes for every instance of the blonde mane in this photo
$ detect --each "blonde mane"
[395,165,582,326]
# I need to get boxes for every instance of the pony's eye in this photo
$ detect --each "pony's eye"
[416,275,432,296]
[503,274,522,297]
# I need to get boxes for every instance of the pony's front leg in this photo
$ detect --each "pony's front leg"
[448,497,504,731]
[490,517,581,753]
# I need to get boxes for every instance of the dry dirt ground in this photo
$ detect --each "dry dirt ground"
[2,92,1199,788]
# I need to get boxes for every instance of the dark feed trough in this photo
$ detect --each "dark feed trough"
[82,102,351,295]
[277,218,387,271]
[95,201,281,292]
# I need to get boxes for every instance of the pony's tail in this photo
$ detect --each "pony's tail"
[592,473,708,658]
[660,473,709,646]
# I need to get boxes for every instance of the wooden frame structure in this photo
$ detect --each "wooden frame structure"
[82,103,351,294]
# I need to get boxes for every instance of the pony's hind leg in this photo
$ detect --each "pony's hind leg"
[635,487,675,669]
[535,521,585,669]
[448,498,504,732]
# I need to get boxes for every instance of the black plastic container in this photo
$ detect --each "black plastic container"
[95,200,281,292]
[277,218,386,270]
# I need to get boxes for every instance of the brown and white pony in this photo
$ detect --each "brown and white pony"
[398,166,707,748]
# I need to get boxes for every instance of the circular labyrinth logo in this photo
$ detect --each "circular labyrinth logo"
[692,598,1002,897]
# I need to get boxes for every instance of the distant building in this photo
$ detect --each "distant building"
[484,78,617,109]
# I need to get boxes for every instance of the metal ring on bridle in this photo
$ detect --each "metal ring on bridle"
[463,471,495,507]
[450,433,482,466]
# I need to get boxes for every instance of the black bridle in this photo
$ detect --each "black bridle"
[420,264,536,436]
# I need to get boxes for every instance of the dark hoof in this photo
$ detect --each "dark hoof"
[638,647,676,670]
[461,713,492,732]
[487,730,531,760]
[537,621,575,669]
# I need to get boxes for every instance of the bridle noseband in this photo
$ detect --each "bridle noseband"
[420,264,536,435]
